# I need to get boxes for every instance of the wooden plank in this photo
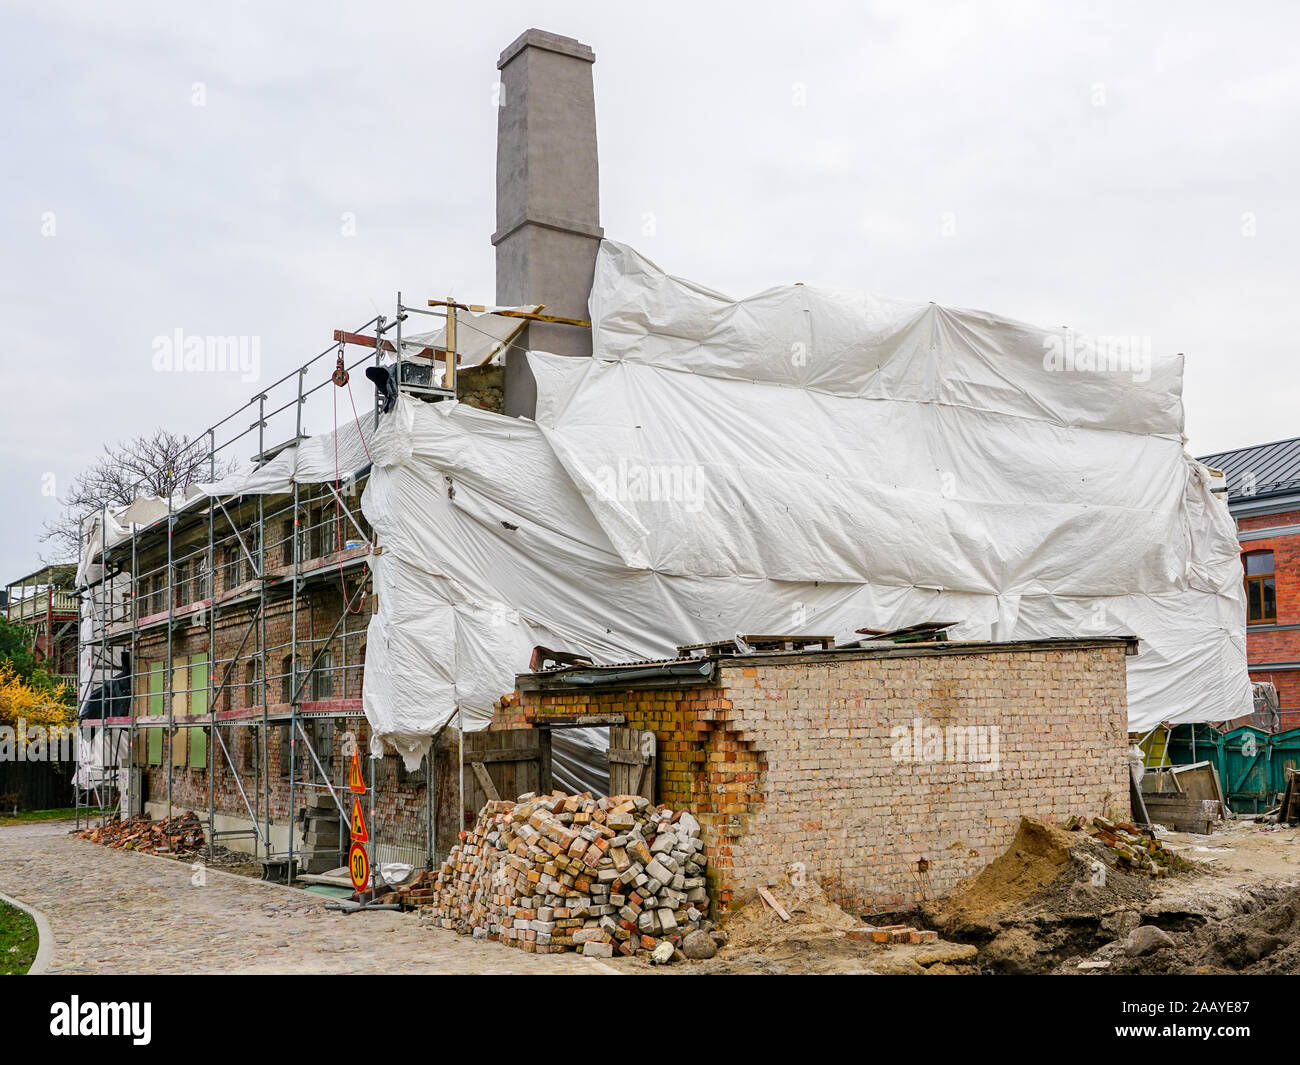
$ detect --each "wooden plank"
[471,761,500,802]
[1130,764,1151,827]
[539,728,553,795]
[757,887,791,921]
[1143,794,1216,833]
[532,714,627,727]
[463,747,541,764]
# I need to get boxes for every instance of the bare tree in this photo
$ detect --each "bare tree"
[42,429,232,562]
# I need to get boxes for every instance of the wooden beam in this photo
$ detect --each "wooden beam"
[471,761,500,801]
[757,887,791,921]
[333,329,438,360]
[426,300,590,329]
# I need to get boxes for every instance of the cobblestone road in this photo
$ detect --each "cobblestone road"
[0,821,623,975]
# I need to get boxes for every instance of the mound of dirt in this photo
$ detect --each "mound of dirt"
[1091,882,1300,974]
[704,878,979,975]
[923,816,1165,972]
[721,877,861,952]
[927,818,1079,933]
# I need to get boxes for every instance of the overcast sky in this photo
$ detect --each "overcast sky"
[2,0,1297,582]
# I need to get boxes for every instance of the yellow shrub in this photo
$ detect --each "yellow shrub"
[0,664,76,730]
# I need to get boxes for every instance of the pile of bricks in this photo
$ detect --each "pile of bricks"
[426,791,709,958]
[360,870,435,907]
[1067,815,1188,876]
[856,925,939,944]
[75,811,206,856]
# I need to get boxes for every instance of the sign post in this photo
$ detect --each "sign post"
[348,751,370,893]
[348,841,370,893]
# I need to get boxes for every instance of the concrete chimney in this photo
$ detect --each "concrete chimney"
[492,29,603,418]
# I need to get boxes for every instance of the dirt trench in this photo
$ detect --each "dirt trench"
[919,817,1300,975]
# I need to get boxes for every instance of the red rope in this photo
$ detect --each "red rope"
[331,353,370,615]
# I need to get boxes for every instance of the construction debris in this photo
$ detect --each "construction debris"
[424,791,710,960]
[75,812,206,856]
[358,869,436,908]
[1066,815,1190,876]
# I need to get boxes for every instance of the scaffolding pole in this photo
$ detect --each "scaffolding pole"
[73,307,432,881]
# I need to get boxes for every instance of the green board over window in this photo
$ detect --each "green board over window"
[147,664,164,765]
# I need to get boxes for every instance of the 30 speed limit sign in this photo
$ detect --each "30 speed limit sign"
[348,841,370,892]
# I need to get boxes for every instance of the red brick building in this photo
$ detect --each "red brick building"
[1199,436,1300,729]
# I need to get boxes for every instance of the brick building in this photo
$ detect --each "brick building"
[91,474,386,861]
[1199,436,1300,728]
[497,637,1134,914]
[80,320,516,871]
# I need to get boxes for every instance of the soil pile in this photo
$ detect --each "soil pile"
[1095,882,1300,974]
[721,876,861,952]
[923,816,1164,973]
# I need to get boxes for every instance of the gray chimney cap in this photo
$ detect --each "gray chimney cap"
[498,29,595,68]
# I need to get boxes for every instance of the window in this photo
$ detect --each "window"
[242,659,262,708]
[281,518,295,565]
[240,728,259,773]
[296,511,312,565]
[277,723,294,779]
[316,505,338,559]
[147,663,164,765]
[222,544,240,592]
[280,654,306,705]
[1245,551,1277,623]
[174,560,189,607]
[311,651,335,701]
[190,653,209,716]
[244,525,262,583]
[197,557,211,601]
[189,726,208,769]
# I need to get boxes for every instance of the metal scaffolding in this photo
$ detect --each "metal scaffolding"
[73,298,465,876]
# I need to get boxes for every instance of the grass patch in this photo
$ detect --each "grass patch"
[0,807,78,827]
[0,901,38,975]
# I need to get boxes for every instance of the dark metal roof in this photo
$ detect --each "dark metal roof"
[1198,435,1300,503]
[518,636,1140,693]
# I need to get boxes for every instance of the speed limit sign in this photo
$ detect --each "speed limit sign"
[349,841,370,892]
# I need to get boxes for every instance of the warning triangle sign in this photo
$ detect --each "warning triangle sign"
[348,750,365,794]
[350,796,369,843]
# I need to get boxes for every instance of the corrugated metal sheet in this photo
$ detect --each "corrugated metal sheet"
[1198,435,1300,502]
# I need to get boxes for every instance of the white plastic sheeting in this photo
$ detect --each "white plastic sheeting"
[401,304,539,369]
[359,240,1252,769]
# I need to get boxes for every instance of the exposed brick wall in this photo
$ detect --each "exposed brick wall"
[113,482,389,840]
[510,643,1130,917]
[141,715,442,861]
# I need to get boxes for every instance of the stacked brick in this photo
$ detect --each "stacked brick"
[427,791,709,958]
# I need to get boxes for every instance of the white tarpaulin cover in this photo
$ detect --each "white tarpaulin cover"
[359,240,1252,768]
